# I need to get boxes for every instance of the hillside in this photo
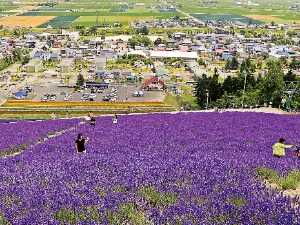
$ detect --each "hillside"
[0,112,300,224]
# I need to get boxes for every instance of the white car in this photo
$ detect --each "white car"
[89,93,97,98]
[133,91,139,97]
[138,91,144,97]
[64,95,70,101]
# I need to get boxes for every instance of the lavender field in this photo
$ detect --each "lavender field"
[1,112,300,224]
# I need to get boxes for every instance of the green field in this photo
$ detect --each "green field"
[72,16,155,26]
[39,16,79,28]
[191,13,263,25]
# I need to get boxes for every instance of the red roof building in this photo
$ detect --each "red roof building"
[142,76,166,91]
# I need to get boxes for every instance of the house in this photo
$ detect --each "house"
[222,52,234,60]
[85,81,109,89]
[150,50,198,61]
[142,76,166,91]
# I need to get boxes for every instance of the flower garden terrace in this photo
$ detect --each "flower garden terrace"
[0,100,175,120]
[0,112,300,224]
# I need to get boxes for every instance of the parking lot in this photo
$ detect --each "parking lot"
[29,83,164,102]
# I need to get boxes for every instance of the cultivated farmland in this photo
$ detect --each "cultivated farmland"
[0,16,55,28]
[191,13,263,25]
[39,16,79,28]
[72,15,155,26]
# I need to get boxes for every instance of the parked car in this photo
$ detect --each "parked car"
[103,96,110,101]
[81,93,90,101]
[89,93,97,98]
[49,94,57,101]
[41,94,49,101]
[133,90,144,97]
[24,86,32,93]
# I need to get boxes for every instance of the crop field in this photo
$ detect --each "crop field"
[17,1,182,27]
[20,6,182,27]
[0,112,300,224]
[0,15,55,28]
[0,0,299,27]
[244,14,300,23]
[22,10,181,17]
[72,15,154,26]
[38,16,79,28]
[191,13,263,25]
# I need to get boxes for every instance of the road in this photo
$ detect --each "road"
[176,8,203,24]
[187,61,207,77]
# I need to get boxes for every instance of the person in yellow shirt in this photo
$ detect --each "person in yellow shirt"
[272,138,294,158]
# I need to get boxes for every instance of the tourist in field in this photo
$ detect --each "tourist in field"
[272,138,294,158]
[294,145,300,158]
[75,133,89,153]
[112,114,118,124]
[89,112,96,127]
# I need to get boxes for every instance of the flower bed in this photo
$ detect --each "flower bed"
[0,112,300,224]
[0,118,79,152]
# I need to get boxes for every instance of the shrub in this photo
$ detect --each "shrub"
[279,176,298,190]
[138,186,178,208]
[256,167,280,183]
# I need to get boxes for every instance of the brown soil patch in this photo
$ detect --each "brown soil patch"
[0,16,55,28]
[245,14,280,21]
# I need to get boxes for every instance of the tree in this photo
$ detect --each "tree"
[284,69,296,82]
[89,26,98,36]
[240,58,255,75]
[260,60,284,107]
[223,76,243,94]
[194,74,210,108]
[21,55,30,65]
[225,57,239,70]
[154,38,165,46]
[128,35,152,48]
[197,58,206,67]
[289,58,300,70]
[138,26,149,35]
[194,73,223,108]
[76,73,85,87]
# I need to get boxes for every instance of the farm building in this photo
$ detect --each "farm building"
[150,51,198,61]
[142,76,166,91]
[25,59,42,73]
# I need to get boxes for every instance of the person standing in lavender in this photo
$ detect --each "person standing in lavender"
[75,133,89,153]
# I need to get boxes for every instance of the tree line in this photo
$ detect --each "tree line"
[194,58,300,110]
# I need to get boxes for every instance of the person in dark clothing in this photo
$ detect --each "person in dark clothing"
[90,115,96,127]
[112,114,118,124]
[75,133,89,153]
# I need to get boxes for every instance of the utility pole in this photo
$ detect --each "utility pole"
[283,81,300,112]
[96,10,99,27]
[241,70,247,108]
[206,89,209,110]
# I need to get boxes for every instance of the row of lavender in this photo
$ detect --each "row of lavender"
[0,119,80,151]
[0,112,300,224]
